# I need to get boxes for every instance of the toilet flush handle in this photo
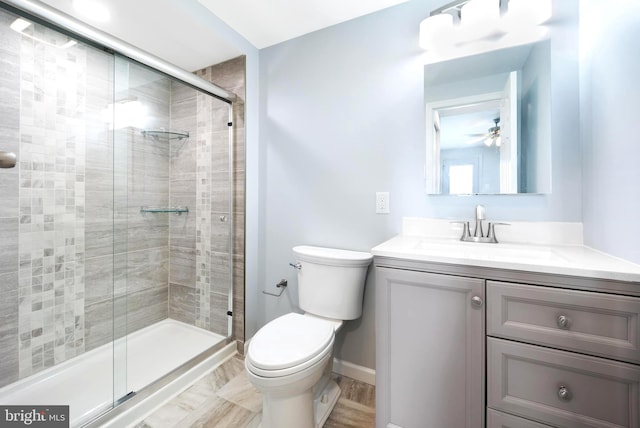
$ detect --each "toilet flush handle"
[289,262,302,270]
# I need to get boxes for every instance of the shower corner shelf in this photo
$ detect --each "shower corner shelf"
[141,129,189,140]
[140,206,189,215]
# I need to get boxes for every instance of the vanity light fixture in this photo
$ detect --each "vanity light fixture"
[419,13,454,53]
[460,0,501,41]
[419,0,552,54]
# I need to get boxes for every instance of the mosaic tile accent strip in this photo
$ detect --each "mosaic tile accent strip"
[195,57,246,344]
[17,23,86,378]
[195,93,213,330]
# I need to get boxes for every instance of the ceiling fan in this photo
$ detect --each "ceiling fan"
[467,118,501,147]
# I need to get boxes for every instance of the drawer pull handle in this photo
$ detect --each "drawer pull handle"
[471,296,483,308]
[558,385,571,401]
[557,315,571,329]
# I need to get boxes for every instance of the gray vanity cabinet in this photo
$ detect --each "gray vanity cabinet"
[488,337,640,428]
[486,281,640,364]
[487,409,553,428]
[487,281,640,428]
[375,267,485,428]
[375,256,640,428]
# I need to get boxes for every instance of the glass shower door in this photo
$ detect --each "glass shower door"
[0,5,127,424]
[112,54,233,397]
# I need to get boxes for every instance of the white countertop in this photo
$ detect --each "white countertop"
[371,235,640,283]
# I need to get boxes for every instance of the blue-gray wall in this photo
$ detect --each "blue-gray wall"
[257,0,580,368]
[580,0,640,264]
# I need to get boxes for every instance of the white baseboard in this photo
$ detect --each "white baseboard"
[332,358,376,386]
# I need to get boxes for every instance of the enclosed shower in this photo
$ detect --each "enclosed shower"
[0,1,240,426]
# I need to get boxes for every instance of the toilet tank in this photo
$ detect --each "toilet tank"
[293,246,373,320]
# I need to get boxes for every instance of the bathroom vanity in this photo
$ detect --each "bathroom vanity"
[372,220,640,428]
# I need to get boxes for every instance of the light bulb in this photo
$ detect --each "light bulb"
[459,0,501,42]
[461,0,500,25]
[419,13,454,51]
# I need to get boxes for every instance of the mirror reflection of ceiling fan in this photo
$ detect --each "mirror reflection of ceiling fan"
[467,118,501,147]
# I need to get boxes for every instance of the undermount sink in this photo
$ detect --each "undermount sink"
[413,239,570,265]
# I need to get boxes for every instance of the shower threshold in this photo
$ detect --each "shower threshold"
[0,319,231,427]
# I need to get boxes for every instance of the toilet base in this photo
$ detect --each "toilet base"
[256,377,341,428]
[314,378,341,428]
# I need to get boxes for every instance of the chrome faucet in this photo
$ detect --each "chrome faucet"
[457,205,509,243]
[474,204,485,238]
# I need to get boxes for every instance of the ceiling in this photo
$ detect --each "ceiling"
[37,0,410,71]
[197,0,411,49]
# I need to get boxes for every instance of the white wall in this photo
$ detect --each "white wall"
[580,0,640,264]
[257,0,580,369]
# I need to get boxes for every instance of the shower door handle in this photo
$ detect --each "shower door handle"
[0,151,16,168]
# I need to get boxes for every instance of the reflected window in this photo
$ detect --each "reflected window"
[448,164,474,194]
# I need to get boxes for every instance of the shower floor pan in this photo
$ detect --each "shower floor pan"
[0,319,229,427]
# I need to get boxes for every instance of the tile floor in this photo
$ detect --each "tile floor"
[134,356,375,428]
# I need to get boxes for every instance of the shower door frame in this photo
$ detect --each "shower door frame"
[0,0,234,103]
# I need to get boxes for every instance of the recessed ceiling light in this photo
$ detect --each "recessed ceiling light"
[72,0,111,22]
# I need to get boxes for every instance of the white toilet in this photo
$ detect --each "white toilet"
[245,245,373,428]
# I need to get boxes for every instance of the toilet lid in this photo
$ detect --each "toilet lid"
[247,313,335,371]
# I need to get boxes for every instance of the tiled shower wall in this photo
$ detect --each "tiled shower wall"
[12,21,112,380]
[85,60,241,348]
[198,57,247,349]
[167,80,229,335]
[0,4,247,388]
[83,61,175,353]
[169,56,246,345]
[0,10,26,387]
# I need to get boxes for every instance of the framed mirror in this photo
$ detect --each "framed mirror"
[425,40,551,195]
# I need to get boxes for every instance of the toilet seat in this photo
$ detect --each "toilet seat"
[247,313,335,378]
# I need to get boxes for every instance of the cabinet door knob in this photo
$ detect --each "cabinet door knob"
[558,385,571,401]
[557,315,571,329]
[471,296,483,308]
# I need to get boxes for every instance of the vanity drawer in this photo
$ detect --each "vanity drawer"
[488,338,640,428]
[487,409,553,428]
[487,281,640,363]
